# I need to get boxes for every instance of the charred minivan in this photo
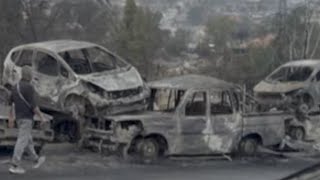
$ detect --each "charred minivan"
[84,75,293,162]
[2,40,150,118]
[254,60,320,110]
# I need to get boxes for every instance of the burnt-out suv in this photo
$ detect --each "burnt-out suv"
[84,75,293,162]
[2,40,149,141]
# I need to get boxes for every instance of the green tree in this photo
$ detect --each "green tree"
[113,0,165,79]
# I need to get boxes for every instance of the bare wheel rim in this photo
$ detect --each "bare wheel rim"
[241,139,258,155]
[139,139,159,161]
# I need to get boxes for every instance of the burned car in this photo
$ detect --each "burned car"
[2,40,150,140]
[84,75,293,162]
[254,60,320,111]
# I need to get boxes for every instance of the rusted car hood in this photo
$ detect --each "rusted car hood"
[108,111,173,122]
[254,80,306,93]
[79,67,143,91]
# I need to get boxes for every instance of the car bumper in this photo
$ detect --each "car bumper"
[83,128,127,152]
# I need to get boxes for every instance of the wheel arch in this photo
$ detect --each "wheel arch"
[61,93,96,116]
[145,133,169,155]
[293,89,315,108]
[240,133,263,145]
[53,118,80,142]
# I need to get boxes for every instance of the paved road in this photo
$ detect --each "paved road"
[0,144,317,180]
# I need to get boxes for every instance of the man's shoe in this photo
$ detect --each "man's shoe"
[9,166,26,174]
[33,156,46,169]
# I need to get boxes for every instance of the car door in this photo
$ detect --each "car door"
[177,90,211,154]
[207,90,240,153]
[10,49,34,85]
[32,51,69,110]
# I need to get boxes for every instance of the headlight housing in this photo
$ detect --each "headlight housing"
[85,82,105,97]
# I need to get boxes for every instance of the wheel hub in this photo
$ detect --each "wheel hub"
[245,142,255,153]
[143,144,155,156]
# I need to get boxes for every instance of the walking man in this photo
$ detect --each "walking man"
[8,66,46,174]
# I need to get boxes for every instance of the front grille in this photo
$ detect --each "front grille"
[89,118,112,130]
[106,86,143,99]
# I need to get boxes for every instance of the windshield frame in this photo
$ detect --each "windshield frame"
[58,46,130,75]
[149,88,186,112]
[266,65,314,82]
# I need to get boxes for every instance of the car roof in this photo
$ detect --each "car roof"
[282,60,320,68]
[148,74,236,90]
[14,40,97,53]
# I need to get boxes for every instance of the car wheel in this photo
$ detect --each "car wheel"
[296,94,314,112]
[54,121,79,143]
[239,138,259,156]
[289,127,305,141]
[136,138,160,164]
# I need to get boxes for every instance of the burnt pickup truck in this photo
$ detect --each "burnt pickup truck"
[83,75,294,162]
[0,87,54,152]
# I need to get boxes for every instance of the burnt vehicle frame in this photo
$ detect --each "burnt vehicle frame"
[2,40,150,141]
[254,60,320,111]
[84,75,294,162]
